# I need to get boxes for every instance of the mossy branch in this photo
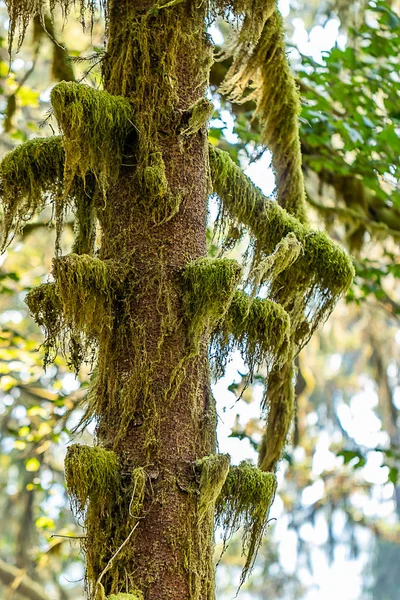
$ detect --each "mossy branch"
[65,444,120,516]
[212,290,291,379]
[52,253,118,340]
[51,82,132,196]
[209,144,354,349]
[0,136,64,250]
[26,255,124,370]
[196,454,230,521]
[216,462,276,585]
[218,8,308,222]
[258,359,295,473]
[182,257,242,350]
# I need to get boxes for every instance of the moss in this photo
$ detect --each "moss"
[25,282,63,367]
[181,98,214,136]
[259,360,295,473]
[209,144,354,350]
[182,257,242,351]
[103,4,210,226]
[219,9,308,222]
[6,0,105,54]
[0,136,65,250]
[65,445,145,596]
[51,82,132,196]
[65,444,120,516]
[196,454,230,521]
[107,593,143,600]
[216,461,276,585]
[52,253,116,340]
[250,231,303,290]
[212,290,291,379]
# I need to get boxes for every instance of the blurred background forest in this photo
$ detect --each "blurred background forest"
[0,0,399,598]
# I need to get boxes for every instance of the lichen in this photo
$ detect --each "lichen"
[50,82,132,196]
[216,461,276,585]
[196,454,230,521]
[182,257,242,351]
[212,290,291,379]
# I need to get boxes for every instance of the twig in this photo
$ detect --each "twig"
[94,522,139,599]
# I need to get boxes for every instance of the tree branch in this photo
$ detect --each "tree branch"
[0,558,50,600]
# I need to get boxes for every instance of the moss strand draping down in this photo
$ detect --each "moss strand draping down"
[218,6,308,222]
[215,462,277,585]
[51,82,132,196]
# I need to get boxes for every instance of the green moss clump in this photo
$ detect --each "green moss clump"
[181,98,214,136]
[25,282,63,366]
[143,152,168,200]
[216,462,276,585]
[196,454,230,521]
[52,253,116,340]
[213,290,291,378]
[0,136,64,250]
[65,444,120,516]
[182,257,242,350]
[51,82,132,196]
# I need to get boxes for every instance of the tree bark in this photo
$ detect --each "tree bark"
[82,2,216,598]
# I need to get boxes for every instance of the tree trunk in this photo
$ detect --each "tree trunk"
[79,2,216,599]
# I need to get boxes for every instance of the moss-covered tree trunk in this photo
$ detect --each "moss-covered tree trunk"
[74,2,216,598]
[1,1,355,599]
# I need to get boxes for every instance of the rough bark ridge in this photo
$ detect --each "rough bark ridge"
[0,2,355,599]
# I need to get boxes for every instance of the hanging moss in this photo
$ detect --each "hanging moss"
[196,454,230,521]
[212,290,291,379]
[25,282,63,366]
[216,461,276,585]
[219,8,308,222]
[209,144,354,350]
[250,231,303,290]
[181,98,214,136]
[213,0,276,52]
[5,0,106,54]
[66,446,145,596]
[52,253,117,340]
[0,136,65,250]
[182,257,242,350]
[259,359,294,473]
[65,444,120,516]
[50,82,132,196]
